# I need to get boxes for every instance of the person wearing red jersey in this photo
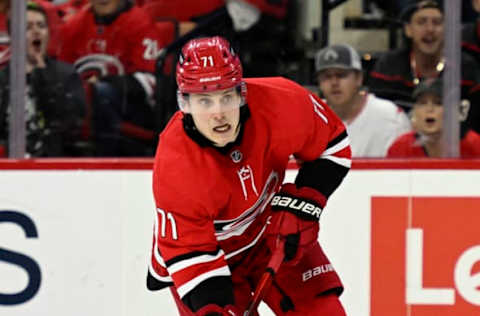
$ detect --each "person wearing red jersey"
[387,78,480,158]
[0,1,86,157]
[59,0,175,156]
[367,0,480,135]
[55,0,89,22]
[0,0,9,68]
[147,36,351,316]
[0,0,63,67]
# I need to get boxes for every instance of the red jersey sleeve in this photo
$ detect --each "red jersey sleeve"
[293,92,351,165]
[149,164,230,299]
[58,18,77,64]
[293,91,351,206]
[258,78,351,206]
[242,77,351,207]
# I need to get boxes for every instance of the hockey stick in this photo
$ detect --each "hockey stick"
[243,238,285,316]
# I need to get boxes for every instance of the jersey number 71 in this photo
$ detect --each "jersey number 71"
[309,94,329,124]
[157,208,178,240]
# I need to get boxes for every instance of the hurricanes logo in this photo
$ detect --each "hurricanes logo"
[230,150,243,163]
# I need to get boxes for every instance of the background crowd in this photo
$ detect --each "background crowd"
[0,0,479,158]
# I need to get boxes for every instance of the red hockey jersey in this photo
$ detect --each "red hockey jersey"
[35,0,64,58]
[387,130,480,158]
[58,4,173,76]
[148,77,351,299]
[140,0,224,22]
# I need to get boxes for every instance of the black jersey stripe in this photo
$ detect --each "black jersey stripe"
[327,130,348,149]
[165,247,223,267]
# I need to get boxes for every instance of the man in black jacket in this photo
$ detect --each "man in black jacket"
[0,2,86,157]
[462,0,480,62]
[367,0,480,133]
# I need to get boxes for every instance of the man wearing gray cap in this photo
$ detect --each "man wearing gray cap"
[315,43,411,157]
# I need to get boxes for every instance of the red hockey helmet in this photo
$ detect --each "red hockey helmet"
[176,36,243,94]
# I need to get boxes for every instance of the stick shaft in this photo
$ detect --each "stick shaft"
[244,239,285,316]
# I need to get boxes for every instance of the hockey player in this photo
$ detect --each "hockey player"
[59,0,175,156]
[147,36,351,316]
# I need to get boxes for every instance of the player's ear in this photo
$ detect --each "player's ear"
[177,90,189,112]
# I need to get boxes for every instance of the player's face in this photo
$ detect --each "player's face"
[187,88,242,147]
[26,10,49,59]
[412,93,443,136]
[318,68,362,110]
[90,0,122,16]
[405,8,444,56]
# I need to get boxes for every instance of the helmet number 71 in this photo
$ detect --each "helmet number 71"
[201,56,214,67]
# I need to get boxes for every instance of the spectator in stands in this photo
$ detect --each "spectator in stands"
[367,0,480,135]
[143,0,300,135]
[226,0,299,79]
[0,0,64,69]
[462,0,478,24]
[0,0,9,68]
[34,0,64,57]
[0,0,6,20]
[59,0,175,156]
[387,78,480,157]
[55,0,89,22]
[142,0,296,78]
[462,0,480,63]
[139,0,224,37]
[0,1,86,157]
[369,0,410,18]
[316,44,411,157]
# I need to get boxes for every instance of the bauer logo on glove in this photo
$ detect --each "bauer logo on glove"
[270,194,323,220]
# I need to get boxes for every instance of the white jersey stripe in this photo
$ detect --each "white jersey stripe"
[168,249,225,274]
[148,262,173,282]
[154,246,167,268]
[322,136,350,156]
[225,222,267,260]
[321,155,352,168]
[152,211,167,268]
[177,266,231,298]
